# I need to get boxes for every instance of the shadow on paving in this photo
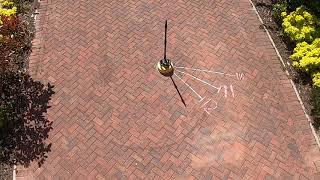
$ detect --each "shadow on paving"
[170,76,187,107]
[0,72,54,167]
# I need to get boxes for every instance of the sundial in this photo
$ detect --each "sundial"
[156,20,174,77]
[157,20,244,115]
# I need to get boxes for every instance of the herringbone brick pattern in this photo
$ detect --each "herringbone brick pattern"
[19,0,320,179]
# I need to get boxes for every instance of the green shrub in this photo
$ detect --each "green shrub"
[12,0,35,14]
[306,1,320,17]
[287,0,303,11]
[290,38,320,87]
[273,1,287,21]
[286,0,320,17]
[282,6,319,42]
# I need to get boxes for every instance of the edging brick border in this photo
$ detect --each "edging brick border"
[28,0,49,79]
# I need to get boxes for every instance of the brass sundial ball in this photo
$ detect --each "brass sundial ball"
[157,59,174,77]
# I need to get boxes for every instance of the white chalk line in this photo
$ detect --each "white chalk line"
[176,69,221,91]
[236,73,244,80]
[174,73,218,115]
[198,96,205,103]
[223,85,228,98]
[230,84,235,98]
[175,66,237,77]
[174,73,203,101]
[201,98,211,108]
[203,100,218,115]
[217,86,222,93]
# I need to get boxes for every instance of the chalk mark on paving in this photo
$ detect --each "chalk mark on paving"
[174,65,244,115]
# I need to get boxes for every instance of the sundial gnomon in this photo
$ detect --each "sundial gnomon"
[157,20,245,115]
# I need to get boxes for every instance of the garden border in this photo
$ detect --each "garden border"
[12,0,43,179]
[248,0,320,150]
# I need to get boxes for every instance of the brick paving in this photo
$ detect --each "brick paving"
[18,0,320,179]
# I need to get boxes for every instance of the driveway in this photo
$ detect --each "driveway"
[18,0,320,179]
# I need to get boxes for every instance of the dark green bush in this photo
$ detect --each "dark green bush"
[11,0,34,14]
[307,1,320,17]
[286,0,320,16]
[273,1,287,21]
[287,0,303,11]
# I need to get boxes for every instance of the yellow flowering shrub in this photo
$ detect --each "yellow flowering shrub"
[0,0,17,25]
[313,72,320,88]
[291,38,320,87]
[282,6,319,42]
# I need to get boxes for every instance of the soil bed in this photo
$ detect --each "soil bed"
[0,163,12,180]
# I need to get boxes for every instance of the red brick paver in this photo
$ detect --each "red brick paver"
[19,0,320,179]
